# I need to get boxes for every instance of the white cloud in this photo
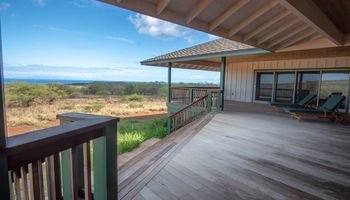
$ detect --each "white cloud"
[105,36,134,44]
[128,13,193,42]
[208,34,220,40]
[33,0,47,6]
[190,75,204,80]
[0,2,10,11]
[68,0,100,8]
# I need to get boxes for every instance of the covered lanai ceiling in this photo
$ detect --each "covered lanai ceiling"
[101,0,350,52]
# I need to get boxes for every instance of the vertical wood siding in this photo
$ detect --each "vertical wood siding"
[225,56,350,104]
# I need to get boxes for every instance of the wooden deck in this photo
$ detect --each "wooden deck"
[119,101,350,200]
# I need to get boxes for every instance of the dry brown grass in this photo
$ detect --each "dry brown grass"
[6,96,167,128]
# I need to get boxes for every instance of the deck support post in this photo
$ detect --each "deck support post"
[219,57,226,111]
[189,88,193,103]
[167,62,172,104]
[208,91,212,112]
[0,21,11,200]
[167,117,172,134]
[167,62,172,134]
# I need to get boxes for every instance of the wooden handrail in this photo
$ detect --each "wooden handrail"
[1,112,119,200]
[170,86,219,89]
[169,95,208,118]
[170,87,220,105]
[5,113,118,170]
[168,94,210,133]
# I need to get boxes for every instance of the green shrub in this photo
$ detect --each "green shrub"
[123,94,143,102]
[61,105,75,110]
[83,104,104,112]
[128,102,144,108]
[5,82,84,107]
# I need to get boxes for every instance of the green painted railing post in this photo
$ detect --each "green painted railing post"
[61,149,74,200]
[167,62,172,103]
[59,119,84,200]
[189,88,193,104]
[220,57,226,111]
[93,122,118,200]
[207,91,212,112]
[216,91,221,112]
[167,117,172,134]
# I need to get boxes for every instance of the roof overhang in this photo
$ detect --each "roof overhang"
[141,48,269,71]
[100,0,350,52]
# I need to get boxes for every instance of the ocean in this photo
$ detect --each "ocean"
[4,78,93,85]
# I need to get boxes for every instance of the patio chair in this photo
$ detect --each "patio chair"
[269,94,316,108]
[283,95,345,121]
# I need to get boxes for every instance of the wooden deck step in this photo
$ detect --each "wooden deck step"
[118,113,215,200]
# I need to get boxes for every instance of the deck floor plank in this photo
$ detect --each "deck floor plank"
[123,102,350,200]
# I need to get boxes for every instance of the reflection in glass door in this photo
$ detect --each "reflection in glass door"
[319,71,349,110]
[275,72,295,102]
[295,72,320,104]
[255,72,274,101]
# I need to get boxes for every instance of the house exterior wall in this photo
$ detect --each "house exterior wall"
[224,47,350,112]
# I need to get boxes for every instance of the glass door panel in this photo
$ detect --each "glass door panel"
[319,71,349,110]
[255,72,274,101]
[295,72,320,104]
[275,72,295,102]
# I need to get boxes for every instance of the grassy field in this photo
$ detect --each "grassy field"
[4,81,214,155]
[6,95,166,130]
[118,116,167,155]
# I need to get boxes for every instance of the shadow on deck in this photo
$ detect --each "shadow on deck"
[118,101,350,200]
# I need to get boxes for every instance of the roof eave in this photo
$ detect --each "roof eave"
[141,48,270,66]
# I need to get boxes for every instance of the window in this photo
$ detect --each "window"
[255,70,350,112]
[275,72,295,102]
[295,72,320,104]
[255,72,274,101]
[319,71,349,110]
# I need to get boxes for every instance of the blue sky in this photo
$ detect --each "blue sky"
[0,0,219,83]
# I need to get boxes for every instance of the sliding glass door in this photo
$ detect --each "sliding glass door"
[319,71,349,110]
[255,70,350,112]
[275,72,295,102]
[255,72,274,101]
[295,72,320,104]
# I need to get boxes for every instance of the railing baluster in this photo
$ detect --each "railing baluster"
[45,157,52,199]
[53,153,62,200]
[21,166,29,200]
[14,170,22,200]
[28,164,34,200]
[32,161,42,200]
[83,142,92,200]
[70,147,78,200]
[9,171,15,200]
[38,160,45,200]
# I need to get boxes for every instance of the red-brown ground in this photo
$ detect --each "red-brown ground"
[7,112,167,137]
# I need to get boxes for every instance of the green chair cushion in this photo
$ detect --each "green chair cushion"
[296,94,317,106]
[321,95,345,111]
[269,94,316,107]
[283,95,345,114]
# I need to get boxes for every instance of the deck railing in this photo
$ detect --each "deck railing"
[167,94,209,133]
[170,87,219,105]
[167,89,222,133]
[1,113,118,200]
